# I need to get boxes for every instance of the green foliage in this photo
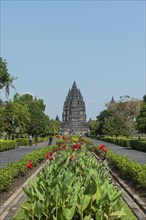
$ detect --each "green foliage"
[130,140,146,152]
[0,145,55,192]
[137,95,146,134]
[0,140,16,151]
[0,101,14,134]
[0,57,17,98]
[0,57,10,90]
[106,96,142,134]
[89,120,99,136]
[96,110,115,135]
[21,144,125,220]
[108,151,146,189]
[95,136,146,152]
[102,115,130,137]
[91,146,146,189]
[16,138,29,146]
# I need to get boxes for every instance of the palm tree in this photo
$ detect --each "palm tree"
[0,57,17,99]
[5,76,17,99]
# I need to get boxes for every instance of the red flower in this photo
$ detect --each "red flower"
[63,145,67,150]
[69,154,74,161]
[26,161,33,169]
[102,147,107,153]
[99,144,105,150]
[62,135,67,140]
[45,153,54,160]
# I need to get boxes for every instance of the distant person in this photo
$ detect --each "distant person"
[49,135,53,145]
[29,135,32,146]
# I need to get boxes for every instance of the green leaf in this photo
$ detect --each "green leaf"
[82,195,91,211]
[34,201,43,219]
[110,207,126,218]
[95,209,103,220]
[111,190,123,203]
[62,206,76,220]
[84,215,94,220]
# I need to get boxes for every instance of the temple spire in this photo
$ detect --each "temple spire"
[61,81,88,133]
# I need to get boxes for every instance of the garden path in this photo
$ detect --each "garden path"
[90,138,146,164]
[0,139,56,168]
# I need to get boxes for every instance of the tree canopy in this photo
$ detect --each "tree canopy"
[136,95,146,134]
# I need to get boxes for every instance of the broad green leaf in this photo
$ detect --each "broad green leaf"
[82,195,91,211]
[34,201,43,219]
[111,190,123,203]
[84,215,94,220]
[62,206,76,220]
[95,209,103,220]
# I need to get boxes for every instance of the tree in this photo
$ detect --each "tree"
[106,95,142,135]
[0,100,30,138]
[0,101,15,138]
[96,110,115,135]
[136,95,146,135]
[13,102,30,136]
[27,101,47,137]
[89,120,99,136]
[102,115,130,137]
[0,57,17,99]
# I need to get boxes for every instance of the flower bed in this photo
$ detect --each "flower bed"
[20,138,126,220]
[89,145,146,189]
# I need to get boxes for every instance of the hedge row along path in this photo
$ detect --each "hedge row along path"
[0,139,56,168]
[90,138,146,165]
[0,137,145,169]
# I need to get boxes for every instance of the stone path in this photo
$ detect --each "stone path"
[90,138,146,165]
[0,140,56,168]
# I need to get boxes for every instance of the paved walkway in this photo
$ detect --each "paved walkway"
[0,138,146,169]
[0,140,56,168]
[90,138,146,165]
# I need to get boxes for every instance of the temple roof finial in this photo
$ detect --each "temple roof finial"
[110,96,115,103]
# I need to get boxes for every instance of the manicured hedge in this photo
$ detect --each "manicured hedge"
[0,140,16,152]
[95,136,146,152]
[0,144,55,193]
[130,140,146,152]
[0,137,49,152]
[16,138,29,146]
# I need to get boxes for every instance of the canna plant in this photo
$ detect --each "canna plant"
[21,140,126,220]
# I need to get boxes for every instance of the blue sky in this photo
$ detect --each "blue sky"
[1,0,145,120]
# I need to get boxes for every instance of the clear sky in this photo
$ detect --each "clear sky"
[1,0,145,120]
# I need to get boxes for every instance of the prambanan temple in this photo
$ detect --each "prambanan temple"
[61,81,89,133]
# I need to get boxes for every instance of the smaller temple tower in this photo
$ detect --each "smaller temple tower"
[61,81,88,133]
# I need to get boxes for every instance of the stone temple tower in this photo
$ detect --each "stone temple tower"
[61,81,89,133]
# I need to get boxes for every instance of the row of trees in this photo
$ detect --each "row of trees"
[0,57,60,139]
[89,95,146,138]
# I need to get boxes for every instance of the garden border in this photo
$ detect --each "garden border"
[0,160,48,220]
[92,152,146,220]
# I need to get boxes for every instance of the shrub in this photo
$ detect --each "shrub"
[0,140,16,152]
[0,145,55,193]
